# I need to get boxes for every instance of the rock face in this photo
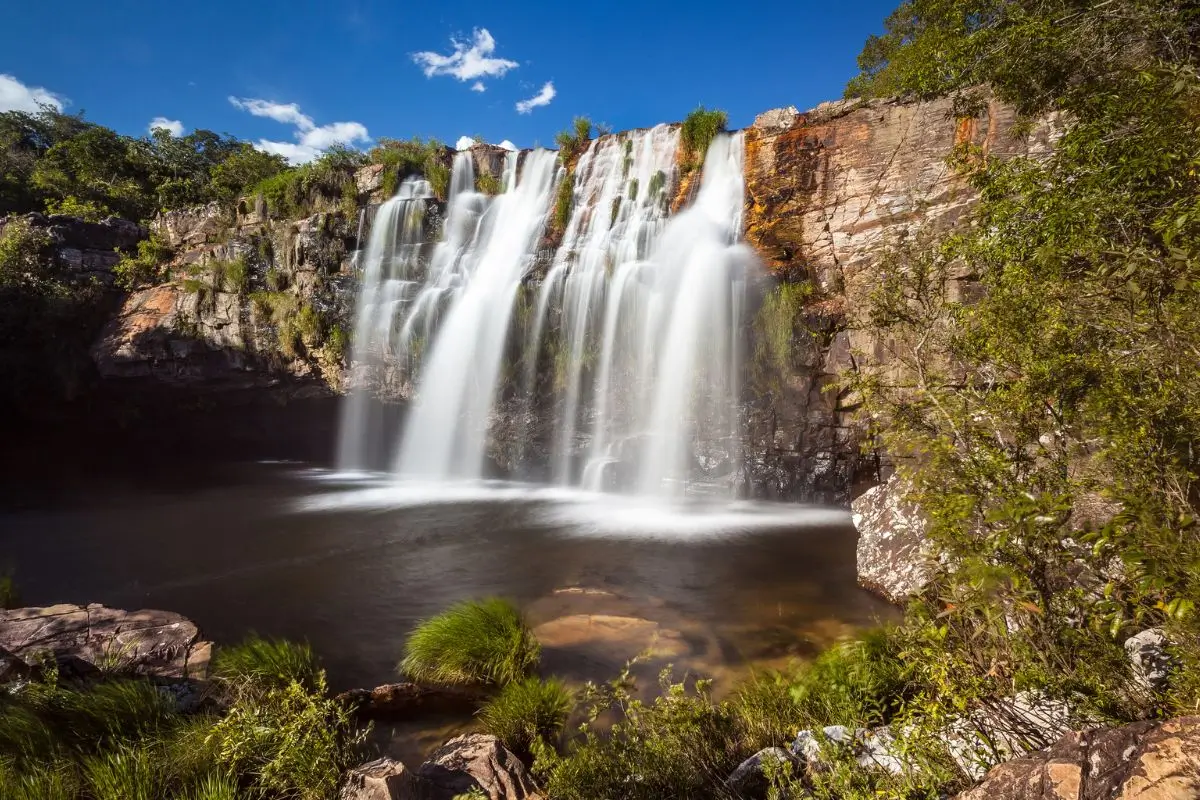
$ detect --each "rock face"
[1125,629,1173,694]
[954,716,1200,800]
[416,734,541,800]
[0,603,211,681]
[0,212,146,285]
[741,96,1062,502]
[339,758,425,800]
[851,474,934,602]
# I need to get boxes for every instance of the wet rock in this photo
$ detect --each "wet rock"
[953,716,1200,800]
[851,474,934,603]
[725,747,796,796]
[1125,628,1173,693]
[416,734,540,800]
[336,682,484,720]
[339,757,426,800]
[0,603,211,681]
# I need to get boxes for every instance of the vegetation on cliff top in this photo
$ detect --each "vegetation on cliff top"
[679,106,727,172]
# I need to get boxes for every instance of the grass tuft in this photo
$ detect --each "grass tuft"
[399,598,539,686]
[479,676,572,753]
[210,635,320,693]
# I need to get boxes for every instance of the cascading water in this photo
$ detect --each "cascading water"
[338,127,759,499]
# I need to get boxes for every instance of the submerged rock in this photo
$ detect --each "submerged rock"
[0,603,211,682]
[335,682,484,719]
[954,716,1200,800]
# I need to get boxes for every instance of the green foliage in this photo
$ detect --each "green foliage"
[326,324,349,364]
[627,178,639,202]
[208,144,287,203]
[555,117,593,165]
[250,291,329,359]
[44,195,113,222]
[479,677,572,753]
[203,256,249,295]
[369,137,448,198]
[537,668,743,800]
[751,280,813,391]
[553,173,575,233]
[249,146,368,218]
[0,572,18,609]
[0,217,53,287]
[84,743,157,800]
[399,597,540,686]
[647,169,667,199]
[207,673,365,800]
[679,106,727,171]
[476,172,503,195]
[210,635,321,693]
[113,233,173,290]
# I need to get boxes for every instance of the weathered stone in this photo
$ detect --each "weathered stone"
[340,758,426,800]
[1125,628,1173,693]
[154,202,228,248]
[851,474,933,602]
[944,692,1091,780]
[725,747,796,796]
[336,682,485,719]
[953,716,1200,800]
[791,725,906,776]
[0,603,211,681]
[416,734,540,800]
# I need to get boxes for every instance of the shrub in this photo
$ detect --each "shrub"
[426,161,451,202]
[208,674,365,800]
[113,233,173,290]
[210,635,320,694]
[0,218,53,287]
[479,677,572,753]
[555,117,593,165]
[0,572,18,609]
[399,597,539,686]
[679,106,728,170]
[45,195,112,222]
[553,174,575,233]
[538,670,743,800]
[206,256,249,295]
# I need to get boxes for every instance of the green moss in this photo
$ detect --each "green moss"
[554,174,575,233]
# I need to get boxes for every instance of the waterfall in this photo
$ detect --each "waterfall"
[339,128,758,499]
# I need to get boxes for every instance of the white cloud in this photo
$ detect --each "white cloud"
[499,140,517,151]
[148,117,184,136]
[455,135,477,151]
[516,82,555,114]
[228,96,315,130]
[412,28,518,89]
[0,73,65,113]
[228,96,370,165]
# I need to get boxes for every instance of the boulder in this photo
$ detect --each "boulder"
[1125,628,1173,693]
[725,747,797,796]
[335,682,485,719]
[943,692,1091,780]
[791,725,906,776]
[851,474,934,602]
[339,758,426,800]
[0,603,211,681]
[954,716,1200,800]
[416,734,540,800]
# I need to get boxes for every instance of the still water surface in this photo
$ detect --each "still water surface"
[1,463,891,693]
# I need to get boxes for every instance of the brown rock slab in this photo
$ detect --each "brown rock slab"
[954,717,1200,800]
[336,682,485,720]
[0,603,212,681]
[339,757,427,800]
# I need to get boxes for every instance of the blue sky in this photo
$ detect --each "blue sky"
[1,0,896,162]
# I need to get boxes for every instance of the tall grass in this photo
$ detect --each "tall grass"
[680,106,728,170]
[210,635,320,693]
[479,677,572,753]
[399,598,540,686]
[84,744,158,800]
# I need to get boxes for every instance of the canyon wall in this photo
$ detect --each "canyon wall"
[39,105,1059,501]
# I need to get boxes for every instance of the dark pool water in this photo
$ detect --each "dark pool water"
[0,462,891,693]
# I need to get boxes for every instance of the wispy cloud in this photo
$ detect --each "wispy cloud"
[228,96,370,164]
[412,28,517,90]
[0,74,65,113]
[148,117,184,136]
[516,82,555,114]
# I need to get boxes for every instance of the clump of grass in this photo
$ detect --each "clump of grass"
[479,676,572,753]
[83,743,158,800]
[210,635,320,693]
[555,117,594,165]
[476,172,503,195]
[680,106,728,171]
[43,678,178,750]
[627,178,639,202]
[399,598,539,686]
[0,759,81,800]
[553,175,575,233]
[0,571,19,609]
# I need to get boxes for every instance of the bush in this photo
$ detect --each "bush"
[113,233,173,290]
[0,218,53,287]
[679,106,727,171]
[476,172,503,195]
[399,597,539,686]
[553,174,574,233]
[44,195,112,222]
[0,572,18,609]
[555,117,593,165]
[210,635,320,694]
[208,674,365,800]
[479,677,572,753]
